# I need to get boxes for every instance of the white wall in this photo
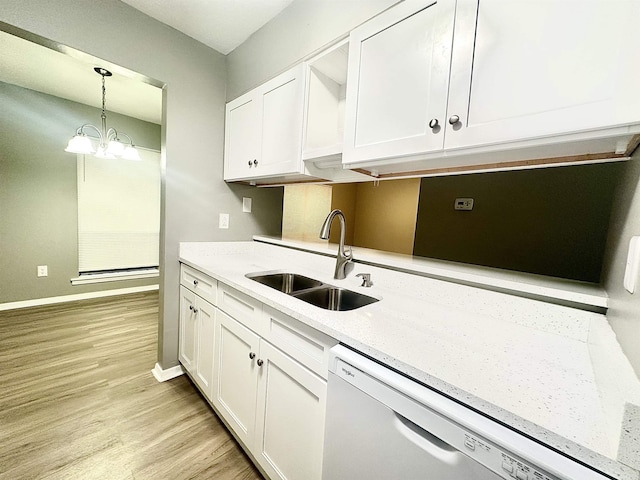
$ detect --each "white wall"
[603,152,640,378]
[226,0,399,100]
[0,0,283,369]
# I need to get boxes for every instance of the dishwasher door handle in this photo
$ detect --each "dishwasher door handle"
[393,412,463,464]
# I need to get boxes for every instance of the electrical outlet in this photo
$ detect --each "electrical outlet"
[37,265,48,277]
[219,213,229,229]
[454,198,474,211]
[242,197,252,213]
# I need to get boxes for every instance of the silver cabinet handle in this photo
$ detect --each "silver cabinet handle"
[448,115,460,125]
[428,118,439,129]
[257,359,264,367]
[193,279,198,286]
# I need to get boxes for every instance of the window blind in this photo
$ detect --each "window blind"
[77,148,161,273]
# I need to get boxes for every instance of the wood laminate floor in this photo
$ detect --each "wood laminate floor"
[0,292,263,480]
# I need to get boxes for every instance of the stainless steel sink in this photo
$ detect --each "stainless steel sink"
[246,272,378,311]
[292,286,378,311]
[247,272,323,294]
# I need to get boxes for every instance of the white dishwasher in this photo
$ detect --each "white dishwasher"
[323,345,611,480]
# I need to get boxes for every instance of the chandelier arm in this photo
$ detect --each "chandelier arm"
[117,132,135,146]
[77,124,103,142]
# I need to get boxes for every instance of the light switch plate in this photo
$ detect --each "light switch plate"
[219,213,229,229]
[242,197,252,213]
[37,265,48,277]
[623,236,640,294]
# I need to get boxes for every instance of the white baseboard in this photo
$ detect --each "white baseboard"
[151,363,184,382]
[0,284,159,312]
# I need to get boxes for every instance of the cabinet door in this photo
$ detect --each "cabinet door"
[224,92,260,181]
[213,310,260,448]
[342,0,456,165]
[445,0,640,150]
[258,64,306,177]
[178,286,197,375]
[194,298,216,399]
[254,341,327,480]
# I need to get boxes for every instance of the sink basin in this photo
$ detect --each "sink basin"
[247,272,323,294]
[247,272,378,311]
[292,286,378,311]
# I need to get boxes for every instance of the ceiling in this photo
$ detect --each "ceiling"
[0,1,295,124]
[120,0,295,55]
[0,30,163,124]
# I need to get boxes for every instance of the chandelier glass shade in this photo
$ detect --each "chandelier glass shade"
[65,67,141,161]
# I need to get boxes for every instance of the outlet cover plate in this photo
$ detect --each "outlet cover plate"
[219,213,229,229]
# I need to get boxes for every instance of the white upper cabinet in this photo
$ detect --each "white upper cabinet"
[224,96,259,181]
[445,0,640,151]
[343,0,456,164]
[224,64,306,182]
[342,0,640,174]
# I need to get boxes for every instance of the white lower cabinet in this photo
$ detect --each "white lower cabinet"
[213,310,260,447]
[178,286,197,374]
[213,309,327,480]
[255,341,326,480]
[178,285,217,399]
[179,269,336,480]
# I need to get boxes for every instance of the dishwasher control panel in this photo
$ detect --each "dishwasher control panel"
[462,432,556,480]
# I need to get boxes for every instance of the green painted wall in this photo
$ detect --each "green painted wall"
[413,163,624,282]
[0,81,161,303]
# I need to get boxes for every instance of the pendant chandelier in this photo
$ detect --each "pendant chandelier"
[65,67,140,160]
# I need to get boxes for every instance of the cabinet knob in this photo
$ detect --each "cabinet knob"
[257,359,264,367]
[253,159,258,166]
[249,352,256,360]
[193,279,198,286]
[189,305,194,311]
[192,308,198,314]
[248,160,252,167]
[448,115,460,125]
[428,118,439,129]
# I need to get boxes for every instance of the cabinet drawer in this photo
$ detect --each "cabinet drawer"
[217,283,263,332]
[180,264,217,306]
[262,305,338,379]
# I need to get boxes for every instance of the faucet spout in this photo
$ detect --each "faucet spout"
[319,209,353,280]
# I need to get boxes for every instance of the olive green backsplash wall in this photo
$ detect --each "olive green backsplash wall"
[413,162,624,282]
[0,81,161,304]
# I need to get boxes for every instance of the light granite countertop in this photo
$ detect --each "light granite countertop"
[179,240,640,480]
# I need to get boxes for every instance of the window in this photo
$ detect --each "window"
[76,148,161,275]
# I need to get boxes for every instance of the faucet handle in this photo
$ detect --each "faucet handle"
[356,273,372,287]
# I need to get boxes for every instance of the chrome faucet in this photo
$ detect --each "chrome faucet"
[319,209,353,280]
